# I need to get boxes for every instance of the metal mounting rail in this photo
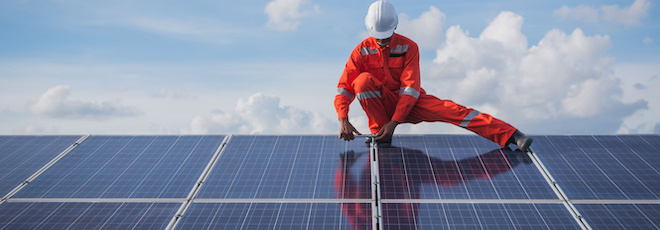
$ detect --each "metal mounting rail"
[165,135,231,230]
[1,135,89,204]
[7,198,186,203]
[369,137,384,230]
[527,148,593,230]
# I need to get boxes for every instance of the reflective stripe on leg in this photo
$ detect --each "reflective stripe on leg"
[356,91,382,101]
[459,110,481,128]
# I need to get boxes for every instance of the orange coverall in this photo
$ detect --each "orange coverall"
[334,33,517,146]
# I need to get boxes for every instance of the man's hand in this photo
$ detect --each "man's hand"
[339,118,362,141]
[375,120,398,142]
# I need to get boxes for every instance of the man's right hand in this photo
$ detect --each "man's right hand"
[339,118,362,141]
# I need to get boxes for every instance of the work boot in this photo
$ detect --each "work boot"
[508,130,533,152]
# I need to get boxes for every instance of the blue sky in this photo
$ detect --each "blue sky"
[0,0,658,135]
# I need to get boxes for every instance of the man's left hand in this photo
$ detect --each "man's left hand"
[375,120,399,142]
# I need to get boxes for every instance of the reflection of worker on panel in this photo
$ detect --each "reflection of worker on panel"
[335,147,528,229]
[335,1,533,151]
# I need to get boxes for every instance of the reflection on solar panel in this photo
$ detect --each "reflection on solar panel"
[0,136,81,198]
[0,134,658,229]
[379,135,556,200]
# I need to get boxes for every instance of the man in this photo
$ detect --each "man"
[335,1,533,151]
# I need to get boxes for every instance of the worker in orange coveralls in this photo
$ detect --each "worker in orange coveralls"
[335,147,528,229]
[335,1,533,151]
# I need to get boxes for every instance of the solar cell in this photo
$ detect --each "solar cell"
[175,202,372,230]
[0,202,179,230]
[575,204,660,229]
[0,136,81,198]
[532,135,660,199]
[1,134,656,229]
[381,203,580,229]
[383,203,580,229]
[378,135,556,200]
[13,135,224,198]
[196,135,372,199]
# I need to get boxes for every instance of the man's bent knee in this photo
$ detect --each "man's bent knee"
[352,73,379,93]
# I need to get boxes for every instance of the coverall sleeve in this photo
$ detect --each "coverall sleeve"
[334,47,362,120]
[391,43,421,123]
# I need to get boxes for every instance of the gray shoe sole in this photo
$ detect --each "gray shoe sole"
[517,137,533,152]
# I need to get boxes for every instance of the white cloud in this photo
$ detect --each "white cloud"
[643,36,653,45]
[554,0,651,26]
[31,85,142,120]
[426,11,647,134]
[554,5,600,24]
[265,0,319,31]
[397,6,446,49]
[190,93,334,134]
[149,88,197,100]
[615,64,660,134]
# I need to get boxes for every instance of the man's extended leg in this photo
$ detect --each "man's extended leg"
[405,94,522,148]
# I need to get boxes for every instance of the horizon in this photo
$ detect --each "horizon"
[1,0,658,135]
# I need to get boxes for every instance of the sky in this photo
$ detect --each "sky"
[0,0,658,135]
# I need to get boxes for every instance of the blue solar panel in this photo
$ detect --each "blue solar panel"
[13,135,224,198]
[175,202,372,229]
[532,135,660,199]
[381,203,580,229]
[1,134,656,229]
[378,135,556,200]
[575,204,660,229]
[0,136,81,197]
[0,202,179,229]
[196,135,372,199]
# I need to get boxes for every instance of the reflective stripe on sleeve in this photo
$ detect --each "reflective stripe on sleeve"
[460,110,481,128]
[336,88,354,100]
[360,47,379,56]
[399,87,420,99]
[356,91,381,101]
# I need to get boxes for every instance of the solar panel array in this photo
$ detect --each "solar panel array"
[0,134,658,229]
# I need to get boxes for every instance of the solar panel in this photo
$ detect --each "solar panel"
[575,204,660,229]
[196,135,372,199]
[0,136,81,198]
[175,202,372,229]
[0,134,657,229]
[380,203,581,229]
[13,135,225,198]
[379,135,556,200]
[532,135,660,199]
[0,202,179,230]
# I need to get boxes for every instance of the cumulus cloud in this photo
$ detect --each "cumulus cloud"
[397,6,446,49]
[31,85,142,120]
[426,11,647,133]
[554,0,651,26]
[265,0,319,31]
[190,93,334,134]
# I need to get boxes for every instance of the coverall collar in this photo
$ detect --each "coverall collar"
[372,33,399,49]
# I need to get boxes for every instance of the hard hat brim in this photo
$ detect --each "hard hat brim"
[369,28,395,39]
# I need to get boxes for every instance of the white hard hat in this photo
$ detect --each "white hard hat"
[365,1,398,39]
